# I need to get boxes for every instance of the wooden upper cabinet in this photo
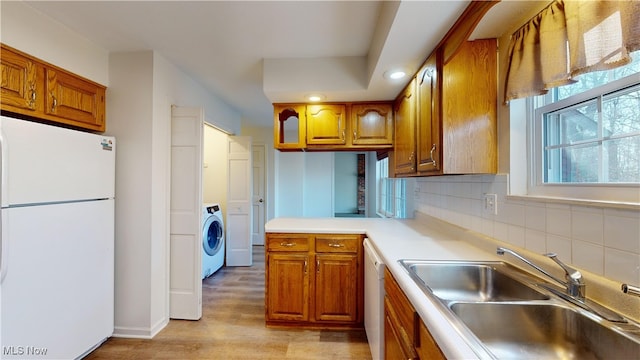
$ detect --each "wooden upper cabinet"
[393,78,417,176]
[274,104,307,150]
[351,103,393,146]
[45,68,105,131]
[306,104,347,146]
[416,51,441,174]
[273,102,393,151]
[1,45,44,113]
[1,44,107,132]
[441,39,497,174]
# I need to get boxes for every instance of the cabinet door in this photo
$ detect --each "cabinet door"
[441,39,497,174]
[0,45,44,113]
[266,252,310,322]
[306,104,347,145]
[315,253,358,322]
[274,104,307,150]
[416,51,442,174]
[393,78,417,176]
[416,319,446,360]
[351,103,393,146]
[384,297,418,360]
[45,68,106,131]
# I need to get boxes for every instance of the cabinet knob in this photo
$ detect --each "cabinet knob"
[279,241,296,247]
[328,243,344,248]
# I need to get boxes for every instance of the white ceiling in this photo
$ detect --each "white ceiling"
[22,1,544,127]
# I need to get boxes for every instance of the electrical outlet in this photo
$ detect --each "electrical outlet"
[483,193,498,215]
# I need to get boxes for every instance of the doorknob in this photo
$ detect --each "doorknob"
[259,198,264,203]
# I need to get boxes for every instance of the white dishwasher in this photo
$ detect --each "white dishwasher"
[363,238,385,360]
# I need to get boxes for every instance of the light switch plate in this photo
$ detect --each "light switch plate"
[483,193,498,215]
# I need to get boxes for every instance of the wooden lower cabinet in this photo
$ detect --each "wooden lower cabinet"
[266,252,310,322]
[315,253,358,322]
[384,268,445,360]
[265,233,364,328]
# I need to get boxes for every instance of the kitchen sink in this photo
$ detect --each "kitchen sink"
[399,259,640,359]
[400,260,549,302]
[450,302,640,359]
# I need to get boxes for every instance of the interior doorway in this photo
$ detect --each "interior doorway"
[334,152,366,218]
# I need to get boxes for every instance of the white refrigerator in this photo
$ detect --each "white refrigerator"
[0,116,115,359]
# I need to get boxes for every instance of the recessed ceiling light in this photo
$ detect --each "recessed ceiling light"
[389,70,406,79]
[306,94,325,102]
[384,69,408,80]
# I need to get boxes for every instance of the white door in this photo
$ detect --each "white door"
[251,144,266,245]
[227,136,252,266]
[169,106,202,320]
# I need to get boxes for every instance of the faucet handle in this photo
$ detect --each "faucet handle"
[545,253,585,299]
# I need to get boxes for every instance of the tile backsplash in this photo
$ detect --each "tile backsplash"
[414,174,640,285]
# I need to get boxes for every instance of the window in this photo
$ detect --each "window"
[528,51,640,202]
[375,157,410,217]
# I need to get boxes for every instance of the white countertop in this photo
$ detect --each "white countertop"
[265,216,502,359]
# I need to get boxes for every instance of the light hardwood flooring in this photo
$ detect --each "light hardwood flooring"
[85,246,372,360]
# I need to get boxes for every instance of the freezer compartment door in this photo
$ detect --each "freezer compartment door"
[0,116,115,206]
[1,199,114,359]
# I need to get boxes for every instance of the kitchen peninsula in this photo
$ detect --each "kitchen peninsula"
[265,213,640,359]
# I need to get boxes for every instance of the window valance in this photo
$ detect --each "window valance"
[504,0,640,103]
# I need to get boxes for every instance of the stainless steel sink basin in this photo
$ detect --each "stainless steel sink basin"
[400,260,549,302]
[450,302,640,359]
[399,259,640,359]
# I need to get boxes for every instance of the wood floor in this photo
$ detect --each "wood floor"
[85,246,372,359]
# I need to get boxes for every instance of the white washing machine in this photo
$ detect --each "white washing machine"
[202,203,225,279]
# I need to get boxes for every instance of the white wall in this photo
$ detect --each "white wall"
[203,124,229,212]
[2,1,242,338]
[0,2,108,85]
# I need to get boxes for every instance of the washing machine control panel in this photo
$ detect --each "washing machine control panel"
[205,204,220,214]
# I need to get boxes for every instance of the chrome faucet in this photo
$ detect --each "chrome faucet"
[496,247,585,300]
[496,246,626,322]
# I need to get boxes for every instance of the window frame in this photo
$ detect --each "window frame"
[375,157,410,218]
[528,73,640,203]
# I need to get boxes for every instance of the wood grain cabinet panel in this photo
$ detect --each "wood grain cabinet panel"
[1,45,44,113]
[273,104,307,150]
[395,39,497,177]
[273,102,394,151]
[266,252,310,322]
[384,268,446,360]
[351,103,393,146]
[45,68,105,131]
[1,44,106,132]
[315,253,358,322]
[265,232,363,329]
[416,51,441,175]
[441,39,497,174]
[393,78,417,176]
[306,104,347,146]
